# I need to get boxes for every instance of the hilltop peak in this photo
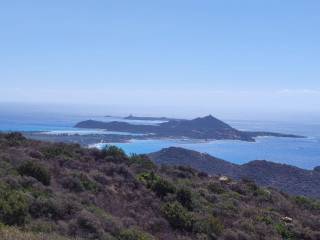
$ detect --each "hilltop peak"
[200,114,217,120]
[192,115,222,122]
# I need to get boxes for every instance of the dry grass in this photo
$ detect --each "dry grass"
[0,226,79,240]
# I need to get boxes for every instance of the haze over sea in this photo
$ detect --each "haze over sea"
[1,109,319,170]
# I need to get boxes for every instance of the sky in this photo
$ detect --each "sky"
[0,0,320,120]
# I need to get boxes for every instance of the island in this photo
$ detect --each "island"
[75,115,304,141]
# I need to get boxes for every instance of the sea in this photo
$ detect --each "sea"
[0,111,319,170]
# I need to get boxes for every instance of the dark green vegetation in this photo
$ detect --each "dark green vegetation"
[0,133,319,240]
[75,115,303,141]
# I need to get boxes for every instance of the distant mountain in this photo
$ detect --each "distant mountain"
[149,146,238,176]
[124,114,181,121]
[149,147,320,198]
[75,115,303,141]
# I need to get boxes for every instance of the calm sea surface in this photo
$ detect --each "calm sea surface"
[0,112,319,170]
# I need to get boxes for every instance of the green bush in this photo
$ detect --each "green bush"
[102,145,127,159]
[151,178,175,198]
[294,196,320,211]
[62,174,98,193]
[193,216,224,236]
[137,172,159,188]
[176,188,193,210]
[138,172,175,198]
[208,182,225,194]
[162,201,193,231]
[4,132,25,146]
[256,214,273,225]
[77,173,99,192]
[41,145,73,159]
[29,197,69,220]
[254,188,271,201]
[17,161,51,186]
[128,154,156,170]
[275,223,295,240]
[0,183,29,225]
[119,228,154,240]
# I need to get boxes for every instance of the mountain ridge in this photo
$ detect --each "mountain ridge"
[148,147,320,198]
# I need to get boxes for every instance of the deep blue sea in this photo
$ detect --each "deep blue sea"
[0,112,319,170]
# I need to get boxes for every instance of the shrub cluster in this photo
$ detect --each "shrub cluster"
[162,201,193,231]
[138,172,176,198]
[0,183,29,225]
[119,228,155,240]
[0,133,320,240]
[17,161,51,186]
[101,145,127,160]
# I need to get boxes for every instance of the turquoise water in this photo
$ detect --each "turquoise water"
[101,120,320,170]
[0,111,319,170]
[101,136,320,170]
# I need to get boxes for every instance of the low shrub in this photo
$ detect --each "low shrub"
[29,197,60,219]
[62,176,85,193]
[87,206,122,234]
[128,154,156,171]
[193,216,224,236]
[41,145,73,159]
[275,223,295,240]
[137,172,159,188]
[151,178,175,198]
[138,172,175,198]
[0,183,29,225]
[101,145,127,159]
[62,173,98,193]
[254,188,271,201]
[77,173,99,192]
[162,201,193,231]
[294,196,320,211]
[26,220,58,234]
[4,132,26,146]
[208,182,225,194]
[176,188,193,210]
[256,214,273,225]
[0,225,77,240]
[119,228,154,240]
[76,210,103,238]
[17,161,51,186]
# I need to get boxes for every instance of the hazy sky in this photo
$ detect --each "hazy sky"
[1,1,319,120]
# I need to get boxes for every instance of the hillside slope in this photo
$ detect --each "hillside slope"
[149,147,320,198]
[0,133,319,240]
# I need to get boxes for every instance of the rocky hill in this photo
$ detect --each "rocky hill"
[75,115,303,141]
[0,133,319,240]
[149,147,320,198]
